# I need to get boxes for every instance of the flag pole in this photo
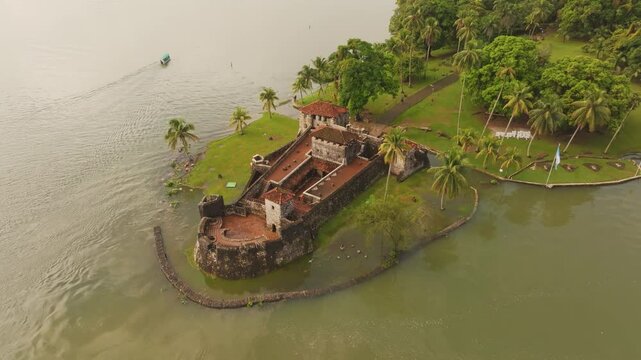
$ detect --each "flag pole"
[545,159,554,187]
[546,144,560,188]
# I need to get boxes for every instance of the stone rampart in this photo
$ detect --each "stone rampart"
[155,187,479,309]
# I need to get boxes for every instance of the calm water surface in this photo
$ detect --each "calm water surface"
[1,1,641,359]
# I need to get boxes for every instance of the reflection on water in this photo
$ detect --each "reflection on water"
[2,0,641,358]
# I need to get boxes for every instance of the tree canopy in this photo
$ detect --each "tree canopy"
[389,0,457,52]
[466,36,544,113]
[559,0,641,39]
[540,56,635,127]
[334,39,399,115]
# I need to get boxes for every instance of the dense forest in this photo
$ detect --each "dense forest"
[292,0,641,139]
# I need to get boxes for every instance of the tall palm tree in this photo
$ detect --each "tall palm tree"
[499,82,533,148]
[298,65,314,93]
[428,147,469,210]
[526,98,564,157]
[378,127,409,201]
[453,46,481,137]
[165,118,199,155]
[564,91,611,153]
[453,128,478,152]
[422,17,442,76]
[229,107,251,135]
[403,11,424,88]
[454,17,466,53]
[481,66,516,137]
[259,87,279,118]
[604,96,640,154]
[389,35,407,92]
[500,147,523,172]
[400,30,416,88]
[311,57,329,94]
[292,77,306,101]
[476,136,501,169]
[456,23,477,50]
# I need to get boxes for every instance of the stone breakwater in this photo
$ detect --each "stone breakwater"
[154,187,479,309]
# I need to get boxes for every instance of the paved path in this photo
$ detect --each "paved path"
[376,73,459,125]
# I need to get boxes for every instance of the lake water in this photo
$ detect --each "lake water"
[1,1,641,359]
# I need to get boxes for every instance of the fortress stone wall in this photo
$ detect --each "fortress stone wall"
[194,156,386,279]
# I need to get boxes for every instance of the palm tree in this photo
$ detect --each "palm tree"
[165,118,199,155]
[476,136,501,169]
[400,30,416,88]
[604,96,640,154]
[298,65,314,93]
[454,17,466,53]
[481,66,516,137]
[422,17,441,76]
[453,128,478,152]
[428,147,469,210]
[229,107,251,135]
[292,77,306,101]
[456,23,477,50]
[564,91,611,153]
[500,147,523,172]
[499,82,533,148]
[526,98,564,157]
[389,35,407,92]
[311,57,329,94]
[259,87,279,118]
[453,46,481,137]
[378,127,409,201]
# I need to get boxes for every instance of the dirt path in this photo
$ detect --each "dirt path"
[376,73,459,125]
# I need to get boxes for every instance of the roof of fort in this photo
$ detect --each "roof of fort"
[299,101,348,118]
[263,187,295,205]
[311,127,360,145]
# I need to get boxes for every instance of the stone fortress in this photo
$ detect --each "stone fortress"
[195,101,431,279]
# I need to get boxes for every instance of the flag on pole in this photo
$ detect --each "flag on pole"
[553,144,561,170]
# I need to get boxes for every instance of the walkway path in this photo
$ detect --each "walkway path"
[377,73,459,125]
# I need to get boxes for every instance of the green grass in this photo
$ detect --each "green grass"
[538,32,588,60]
[300,57,454,117]
[394,77,641,185]
[185,113,298,200]
[512,157,638,184]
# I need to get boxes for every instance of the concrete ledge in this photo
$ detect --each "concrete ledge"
[154,187,479,310]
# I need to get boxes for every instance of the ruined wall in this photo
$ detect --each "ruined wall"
[241,199,266,217]
[312,137,345,164]
[398,148,431,181]
[199,195,225,218]
[345,141,361,164]
[301,156,385,230]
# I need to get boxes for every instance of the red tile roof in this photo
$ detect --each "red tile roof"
[263,188,294,205]
[299,101,348,118]
[312,127,360,145]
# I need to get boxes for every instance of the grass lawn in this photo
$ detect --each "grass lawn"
[512,157,638,185]
[538,32,587,60]
[394,78,641,185]
[185,113,298,200]
[300,57,454,117]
